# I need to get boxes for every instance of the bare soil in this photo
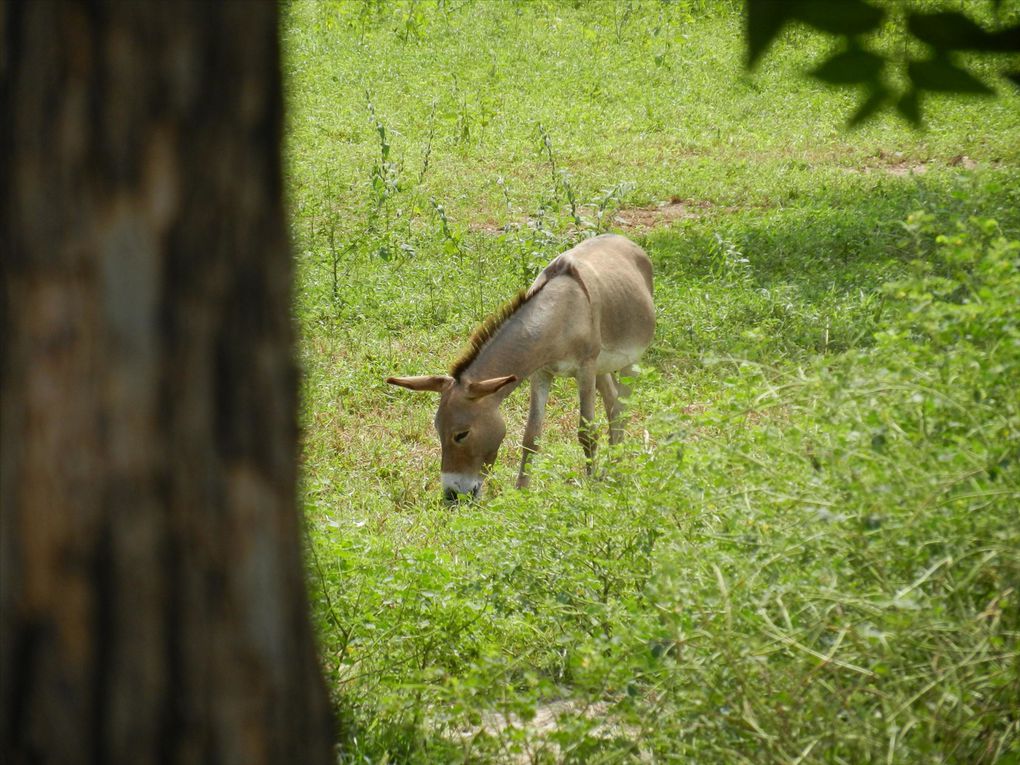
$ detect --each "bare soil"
[846,150,980,177]
[611,196,722,230]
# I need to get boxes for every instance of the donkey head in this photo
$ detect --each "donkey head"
[386,373,518,502]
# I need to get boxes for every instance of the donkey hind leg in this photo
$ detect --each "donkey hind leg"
[577,366,598,475]
[596,373,623,446]
[611,364,637,443]
[616,364,636,401]
[517,371,553,489]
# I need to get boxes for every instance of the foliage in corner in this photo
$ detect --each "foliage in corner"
[746,0,1020,125]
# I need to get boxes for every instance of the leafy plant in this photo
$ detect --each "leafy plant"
[746,0,1020,125]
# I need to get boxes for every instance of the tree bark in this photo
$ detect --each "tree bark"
[1,2,334,763]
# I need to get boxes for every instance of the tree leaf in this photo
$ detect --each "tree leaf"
[910,12,1020,54]
[792,0,884,37]
[848,86,890,127]
[896,89,921,126]
[745,0,887,69]
[746,0,799,69]
[908,12,995,51]
[992,24,1020,53]
[908,57,994,95]
[810,48,884,85]
[907,12,1020,53]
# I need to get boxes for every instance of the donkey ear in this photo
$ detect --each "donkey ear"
[465,375,518,399]
[386,375,453,393]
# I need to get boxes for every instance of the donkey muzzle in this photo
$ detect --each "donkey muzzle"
[442,473,481,503]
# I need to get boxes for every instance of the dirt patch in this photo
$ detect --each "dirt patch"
[467,219,510,234]
[612,196,723,231]
[885,162,928,177]
[467,196,728,235]
[947,154,979,170]
[848,150,980,177]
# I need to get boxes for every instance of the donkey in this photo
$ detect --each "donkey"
[387,233,654,501]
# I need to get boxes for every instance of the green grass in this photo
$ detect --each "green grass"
[283,1,1020,762]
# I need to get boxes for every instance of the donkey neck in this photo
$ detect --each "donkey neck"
[460,298,559,387]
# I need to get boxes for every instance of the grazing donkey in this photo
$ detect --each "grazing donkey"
[387,233,654,501]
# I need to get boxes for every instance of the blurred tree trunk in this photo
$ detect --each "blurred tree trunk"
[0,2,334,763]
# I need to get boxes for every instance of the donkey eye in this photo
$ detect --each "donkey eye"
[454,430,469,443]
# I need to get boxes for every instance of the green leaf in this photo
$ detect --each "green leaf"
[848,86,889,127]
[810,48,884,85]
[997,24,1020,51]
[1007,71,1020,90]
[909,13,1019,54]
[908,57,993,95]
[745,0,798,69]
[908,12,998,51]
[746,0,889,68]
[746,0,886,69]
[896,89,921,125]
[793,0,884,36]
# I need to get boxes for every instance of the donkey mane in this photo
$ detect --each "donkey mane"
[449,287,533,380]
[450,254,590,380]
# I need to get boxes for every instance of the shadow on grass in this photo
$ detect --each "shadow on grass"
[637,171,1020,367]
[644,171,1019,289]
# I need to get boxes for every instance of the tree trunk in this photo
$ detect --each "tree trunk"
[1,2,334,763]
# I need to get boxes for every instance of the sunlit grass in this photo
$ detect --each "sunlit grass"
[283,1,1020,762]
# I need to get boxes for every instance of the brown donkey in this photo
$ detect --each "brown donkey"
[387,233,654,501]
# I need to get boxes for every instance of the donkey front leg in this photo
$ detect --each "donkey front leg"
[517,371,553,489]
[577,365,598,475]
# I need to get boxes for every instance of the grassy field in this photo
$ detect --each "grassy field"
[282,1,1020,762]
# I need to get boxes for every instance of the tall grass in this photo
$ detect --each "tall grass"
[283,1,1020,761]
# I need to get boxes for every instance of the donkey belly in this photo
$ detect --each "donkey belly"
[595,344,645,375]
[541,349,638,378]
